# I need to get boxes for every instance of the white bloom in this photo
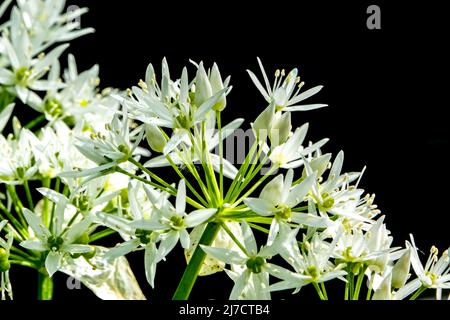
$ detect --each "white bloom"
[0,28,67,108]
[0,128,40,184]
[247,58,327,112]
[270,225,347,293]
[407,234,450,300]
[15,0,94,52]
[145,112,242,179]
[20,208,93,277]
[244,169,332,245]
[269,123,328,168]
[201,221,290,300]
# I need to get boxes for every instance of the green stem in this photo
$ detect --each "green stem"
[89,228,117,243]
[321,282,329,300]
[24,114,46,130]
[216,111,224,201]
[313,282,326,300]
[353,265,367,300]
[6,185,27,228]
[172,222,221,300]
[225,140,258,202]
[42,178,51,227]
[231,165,277,207]
[115,167,204,209]
[0,201,28,239]
[220,222,248,255]
[165,154,208,207]
[10,260,38,268]
[23,180,34,210]
[128,158,176,192]
[409,286,427,300]
[366,272,374,300]
[37,272,54,300]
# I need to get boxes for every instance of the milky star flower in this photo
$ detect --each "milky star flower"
[269,123,329,169]
[247,58,327,112]
[131,180,217,258]
[0,27,68,108]
[405,234,450,300]
[144,112,242,179]
[43,54,119,125]
[14,0,94,53]
[97,181,167,287]
[122,59,230,155]
[201,221,291,300]
[270,225,347,293]
[0,127,41,184]
[20,208,93,277]
[244,169,333,244]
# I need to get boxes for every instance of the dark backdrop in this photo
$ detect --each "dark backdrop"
[9,1,449,300]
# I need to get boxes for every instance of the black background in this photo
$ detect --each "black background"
[6,0,449,301]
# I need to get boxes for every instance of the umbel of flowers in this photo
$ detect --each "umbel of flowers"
[0,0,449,301]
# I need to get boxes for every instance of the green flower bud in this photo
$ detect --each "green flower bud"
[252,103,275,142]
[269,112,291,147]
[194,62,213,107]
[82,246,96,260]
[391,249,411,289]
[145,124,166,153]
[209,63,226,111]
[0,248,10,272]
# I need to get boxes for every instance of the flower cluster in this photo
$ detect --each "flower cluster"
[0,0,448,301]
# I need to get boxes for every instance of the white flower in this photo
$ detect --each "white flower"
[0,220,13,300]
[244,169,333,245]
[68,109,149,181]
[97,181,166,287]
[0,28,67,108]
[201,221,290,300]
[269,123,328,168]
[0,128,41,184]
[132,180,217,255]
[144,112,242,179]
[20,208,93,277]
[122,59,230,155]
[247,58,327,112]
[14,0,94,52]
[44,54,119,125]
[407,234,450,300]
[270,225,347,293]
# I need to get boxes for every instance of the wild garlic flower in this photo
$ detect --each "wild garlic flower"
[0,128,41,184]
[270,226,347,293]
[0,30,67,108]
[44,54,119,125]
[247,58,327,112]
[131,180,217,256]
[98,181,167,287]
[332,218,398,266]
[268,123,329,169]
[20,207,93,276]
[73,110,149,178]
[145,112,242,179]
[201,221,290,300]
[244,169,333,245]
[122,59,230,155]
[0,220,13,300]
[14,0,94,53]
[406,234,450,300]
